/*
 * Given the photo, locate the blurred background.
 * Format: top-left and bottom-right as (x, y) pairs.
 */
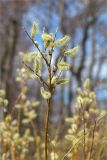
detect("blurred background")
(0, 0), (107, 122)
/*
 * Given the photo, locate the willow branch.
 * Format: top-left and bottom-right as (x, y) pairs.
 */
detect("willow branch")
(23, 61), (49, 88)
(23, 27), (49, 66)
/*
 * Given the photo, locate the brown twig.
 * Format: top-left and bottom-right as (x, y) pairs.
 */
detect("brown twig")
(44, 98), (52, 160)
(82, 105), (86, 160)
(30, 119), (40, 160)
(44, 43), (54, 160)
(23, 61), (49, 88)
(17, 80), (25, 133)
(83, 112), (86, 160)
(89, 119), (96, 160)
(10, 143), (15, 160)
(23, 27), (49, 66)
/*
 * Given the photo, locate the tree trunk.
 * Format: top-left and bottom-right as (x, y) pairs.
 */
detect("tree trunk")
(0, 17), (20, 113)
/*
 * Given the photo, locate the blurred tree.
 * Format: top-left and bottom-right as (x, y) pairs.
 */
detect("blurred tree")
(0, 0), (40, 111)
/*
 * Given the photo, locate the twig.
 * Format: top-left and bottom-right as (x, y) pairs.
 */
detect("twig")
(81, 105), (86, 160)
(61, 137), (83, 160)
(89, 119), (96, 160)
(23, 61), (49, 88)
(30, 119), (40, 160)
(10, 143), (15, 160)
(44, 42), (53, 160)
(23, 27), (49, 66)
(44, 98), (51, 160)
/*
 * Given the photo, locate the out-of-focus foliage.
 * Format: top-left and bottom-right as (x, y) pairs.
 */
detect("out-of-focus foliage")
(1, 78), (107, 160)
(0, 76), (40, 160)
(65, 79), (107, 160)
(0, 22), (107, 160)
